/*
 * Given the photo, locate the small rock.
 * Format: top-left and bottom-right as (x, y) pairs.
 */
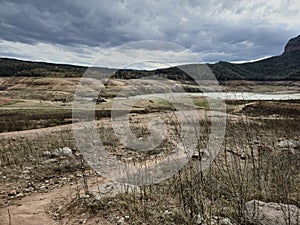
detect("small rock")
(220, 218), (233, 225)
(22, 169), (31, 174)
(92, 140), (99, 144)
(117, 217), (125, 224)
(42, 158), (58, 164)
(196, 214), (205, 224)
(53, 147), (72, 157)
(40, 185), (47, 190)
(81, 195), (90, 199)
(8, 190), (17, 196)
(42, 151), (51, 157)
(79, 218), (87, 224)
(24, 187), (35, 193)
(23, 167), (33, 170)
(61, 147), (72, 156)
(16, 192), (24, 198)
(75, 172), (82, 177)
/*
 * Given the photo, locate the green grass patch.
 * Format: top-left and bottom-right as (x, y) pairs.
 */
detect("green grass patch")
(0, 99), (24, 107)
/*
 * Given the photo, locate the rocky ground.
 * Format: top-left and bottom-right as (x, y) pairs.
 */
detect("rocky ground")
(0, 79), (299, 224)
(0, 109), (299, 224)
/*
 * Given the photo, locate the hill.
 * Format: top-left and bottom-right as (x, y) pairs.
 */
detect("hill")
(1, 35), (300, 81)
(0, 58), (86, 77)
(209, 35), (300, 80)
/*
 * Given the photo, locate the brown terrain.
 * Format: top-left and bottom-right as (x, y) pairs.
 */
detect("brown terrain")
(0, 70), (299, 224)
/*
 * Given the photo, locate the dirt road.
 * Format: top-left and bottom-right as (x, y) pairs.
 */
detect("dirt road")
(0, 188), (62, 225)
(0, 177), (113, 225)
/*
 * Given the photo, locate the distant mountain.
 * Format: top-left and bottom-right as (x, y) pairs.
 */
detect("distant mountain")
(0, 58), (117, 78)
(209, 35), (300, 81)
(0, 58), (86, 77)
(1, 35), (300, 80)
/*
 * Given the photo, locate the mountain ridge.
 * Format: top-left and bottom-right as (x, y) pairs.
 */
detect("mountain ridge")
(1, 35), (300, 81)
(284, 35), (300, 54)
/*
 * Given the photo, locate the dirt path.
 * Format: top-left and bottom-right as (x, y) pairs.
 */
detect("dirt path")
(0, 188), (62, 225)
(0, 177), (111, 225)
(0, 110), (235, 225)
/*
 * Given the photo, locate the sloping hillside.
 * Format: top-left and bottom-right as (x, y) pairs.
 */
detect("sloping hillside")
(1, 35), (300, 81)
(210, 49), (300, 80)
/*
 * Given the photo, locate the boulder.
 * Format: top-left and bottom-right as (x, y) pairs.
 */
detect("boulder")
(277, 139), (300, 148)
(53, 147), (73, 157)
(61, 147), (72, 156)
(245, 200), (300, 225)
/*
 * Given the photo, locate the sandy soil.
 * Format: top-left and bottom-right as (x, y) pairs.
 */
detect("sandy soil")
(0, 176), (113, 225)
(0, 187), (64, 225)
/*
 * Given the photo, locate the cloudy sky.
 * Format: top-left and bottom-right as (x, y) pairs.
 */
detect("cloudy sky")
(0, 0), (299, 68)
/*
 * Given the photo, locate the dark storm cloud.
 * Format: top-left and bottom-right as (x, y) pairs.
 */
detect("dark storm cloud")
(0, 0), (299, 64)
(0, 0), (126, 46)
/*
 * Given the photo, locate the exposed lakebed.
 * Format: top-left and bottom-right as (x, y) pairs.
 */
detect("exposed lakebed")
(116, 91), (300, 101)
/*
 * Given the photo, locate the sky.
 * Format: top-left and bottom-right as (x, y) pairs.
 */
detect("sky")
(0, 0), (299, 68)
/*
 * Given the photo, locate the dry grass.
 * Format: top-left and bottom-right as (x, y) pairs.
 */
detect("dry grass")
(53, 112), (299, 224)
(0, 101), (299, 224)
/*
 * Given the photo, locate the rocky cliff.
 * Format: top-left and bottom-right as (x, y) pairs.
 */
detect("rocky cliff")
(284, 35), (300, 54)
